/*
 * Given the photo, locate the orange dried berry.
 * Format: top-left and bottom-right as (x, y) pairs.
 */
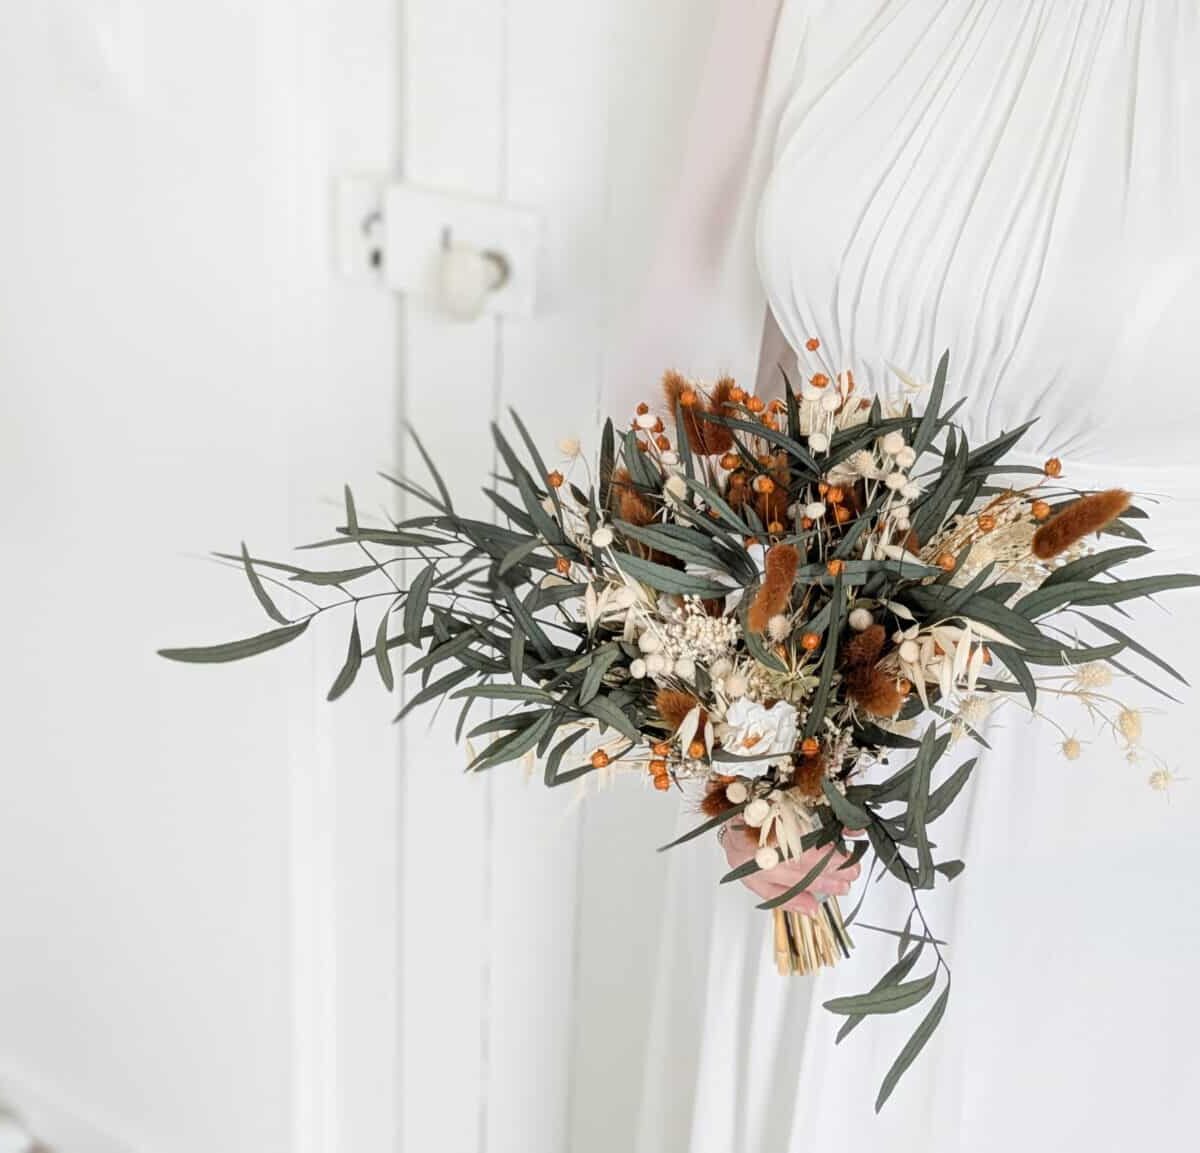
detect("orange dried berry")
(827, 486), (846, 504)
(555, 556), (571, 575)
(769, 398), (787, 414)
(801, 516), (814, 530)
(547, 470), (565, 489)
(1031, 499), (1051, 520)
(834, 505), (853, 524)
(977, 513), (997, 533)
(720, 452), (741, 470)
(761, 414), (779, 430)
(653, 774), (671, 791)
(648, 759), (668, 776)
(805, 337), (821, 351)
(636, 402), (649, 415)
(768, 520), (784, 534)
(826, 558), (845, 576)
(746, 395), (766, 413)
(800, 632), (822, 652)
(800, 736), (820, 756)
(591, 750), (610, 769)
(898, 678), (913, 695)
(753, 475), (776, 494)
(707, 509), (721, 520)
(729, 386), (747, 403)
(652, 417), (665, 433)
(651, 741), (671, 757)
(936, 552), (957, 572)
(1044, 457), (1063, 478)
(679, 388), (700, 408)
(636, 440), (649, 453)
(810, 373), (830, 389)
(687, 739), (707, 759)
(818, 482), (830, 496)
(655, 435), (671, 451)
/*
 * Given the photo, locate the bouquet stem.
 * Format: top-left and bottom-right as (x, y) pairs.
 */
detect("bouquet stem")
(773, 898), (854, 976)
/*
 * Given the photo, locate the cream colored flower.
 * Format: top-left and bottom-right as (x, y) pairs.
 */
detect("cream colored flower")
(720, 699), (800, 775)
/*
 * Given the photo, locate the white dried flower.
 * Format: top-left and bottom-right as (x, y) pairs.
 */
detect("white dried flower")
(805, 501), (827, 519)
(819, 391), (841, 413)
(744, 797), (771, 827)
(901, 480), (921, 500)
(673, 657), (696, 681)
(894, 517), (911, 532)
(661, 450), (679, 466)
(637, 631), (662, 654)
(629, 658), (647, 679)
(725, 780), (749, 804)
(899, 640), (920, 664)
(645, 652), (668, 675)
(1148, 768), (1179, 792)
(881, 430), (906, 455)
(1061, 737), (1082, 761)
(635, 412), (656, 430)
(558, 437), (581, 458)
(957, 695), (991, 729)
(710, 657), (733, 680)
(766, 614), (792, 643)
(612, 585), (637, 609)
(591, 526), (614, 548)
(725, 673), (748, 698)
(1073, 662), (1113, 690)
(895, 446), (916, 468)
(1118, 708), (1143, 744)
(885, 471), (908, 491)
(755, 845), (781, 870)
(848, 607), (874, 631)
(664, 474), (689, 501)
(808, 431), (830, 452)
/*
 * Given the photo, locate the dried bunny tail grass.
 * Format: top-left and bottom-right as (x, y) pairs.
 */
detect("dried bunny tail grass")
(1032, 488), (1132, 559)
(747, 544), (799, 633)
(700, 784), (737, 818)
(793, 754), (827, 800)
(662, 370), (706, 454)
(655, 688), (704, 732)
(701, 377), (737, 455)
(612, 468), (656, 526)
(841, 623), (886, 670)
(845, 667), (904, 718)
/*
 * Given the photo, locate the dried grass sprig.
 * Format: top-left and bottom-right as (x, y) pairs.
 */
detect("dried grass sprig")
(1032, 488), (1131, 559)
(748, 544), (798, 633)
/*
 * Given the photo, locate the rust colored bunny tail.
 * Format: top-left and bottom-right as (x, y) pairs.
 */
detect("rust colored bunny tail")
(662, 370), (707, 453)
(1032, 489), (1132, 559)
(700, 783), (737, 818)
(842, 624), (886, 671)
(611, 468), (656, 526)
(700, 377), (737, 455)
(747, 544), (799, 633)
(655, 689), (703, 732)
(845, 667), (904, 718)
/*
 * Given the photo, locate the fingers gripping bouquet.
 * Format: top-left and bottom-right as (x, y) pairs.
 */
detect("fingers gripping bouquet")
(162, 347), (1198, 1109)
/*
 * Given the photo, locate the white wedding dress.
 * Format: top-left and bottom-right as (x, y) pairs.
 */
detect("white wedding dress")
(625, 3), (1200, 1150)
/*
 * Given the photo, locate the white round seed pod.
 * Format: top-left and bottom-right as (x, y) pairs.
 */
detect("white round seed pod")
(637, 631), (662, 654)
(710, 657), (733, 680)
(894, 517), (911, 533)
(819, 390), (841, 413)
(808, 431), (830, 452)
(673, 657), (696, 681)
(805, 501), (827, 519)
(885, 470), (908, 491)
(660, 450), (679, 466)
(591, 526), (614, 548)
(645, 652), (668, 675)
(635, 412), (657, 430)
(744, 798), (771, 827)
(848, 607), (874, 631)
(558, 437), (581, 458)
(895, 446), (917, 468)
(612, 585), (637, 609)
(725, 673), (749, 698)
(755, 845), (781, 871)
(629, 658), (647, 679)
(899, 639), (921, 664)
(881, 430), (907, 455)
(664, 474), (688, 500)
(725, 780), (749, 804)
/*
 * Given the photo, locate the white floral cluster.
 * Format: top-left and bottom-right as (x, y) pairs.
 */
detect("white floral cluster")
(629, 596), (739, 682)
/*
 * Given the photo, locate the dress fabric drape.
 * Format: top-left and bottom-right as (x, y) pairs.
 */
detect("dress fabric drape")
(620, 3), (1200, 1150)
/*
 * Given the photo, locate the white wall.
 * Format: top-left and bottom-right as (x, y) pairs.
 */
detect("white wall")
(0, 2), (720, 1151)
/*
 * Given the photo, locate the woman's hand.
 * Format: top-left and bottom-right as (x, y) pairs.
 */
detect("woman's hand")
(721, 823), (862, 916)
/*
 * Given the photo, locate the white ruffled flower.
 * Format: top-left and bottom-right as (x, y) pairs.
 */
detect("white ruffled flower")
(720, 699), (800, 775)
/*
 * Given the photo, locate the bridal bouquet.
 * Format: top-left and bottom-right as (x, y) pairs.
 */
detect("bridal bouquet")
(162, 348), (1196, 1109)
